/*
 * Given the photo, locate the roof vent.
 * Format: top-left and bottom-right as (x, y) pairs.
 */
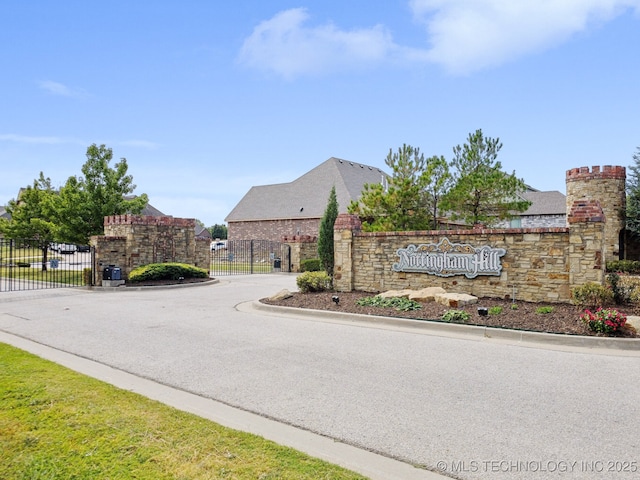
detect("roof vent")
(349, 162), (353, 166)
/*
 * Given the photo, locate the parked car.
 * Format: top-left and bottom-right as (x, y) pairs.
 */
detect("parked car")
(57, 243), (77, 254)
(76, 244), (91, 252)
(211, 241), (227, 251)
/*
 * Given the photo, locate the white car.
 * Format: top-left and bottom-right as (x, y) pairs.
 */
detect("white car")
(211, 241), (227, 251)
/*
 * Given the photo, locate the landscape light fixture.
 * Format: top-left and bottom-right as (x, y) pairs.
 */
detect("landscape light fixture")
(477, 307), (488, 316)
(332, 295), (340, 305)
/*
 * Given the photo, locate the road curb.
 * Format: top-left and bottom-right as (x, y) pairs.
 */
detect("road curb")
(249, 301), (640, 355)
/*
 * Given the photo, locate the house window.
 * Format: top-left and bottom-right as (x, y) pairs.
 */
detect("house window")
(510, 218), (522, 228)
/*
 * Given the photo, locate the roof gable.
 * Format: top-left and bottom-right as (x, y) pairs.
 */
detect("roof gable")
(226, 158), (387, 222)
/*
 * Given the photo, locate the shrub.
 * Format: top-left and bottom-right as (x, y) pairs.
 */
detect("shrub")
(296, 271), (332, 293)
(356, 296), (422, 312)
(631, 285), (640, 305)
(128, 263), (208, 283)
(605, 260), (640, 274)
(510, 303), (519, 310)
(535, 306), (554, 314)
(83, 268), (92, 286)
(571, 282), (614, 309)
(580, 308), (627, 334)
(442, 310), (471, 323)
(300, 258), (323, 272)
(488, 306), (503, 315)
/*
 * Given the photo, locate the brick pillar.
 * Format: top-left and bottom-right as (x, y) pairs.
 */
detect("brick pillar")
(333, 214), (361, 292)
(568, 200), (606, 289)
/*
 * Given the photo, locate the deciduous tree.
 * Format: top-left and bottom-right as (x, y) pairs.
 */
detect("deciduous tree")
(0, 173), (57, 270)
(54, 144), (148, 243)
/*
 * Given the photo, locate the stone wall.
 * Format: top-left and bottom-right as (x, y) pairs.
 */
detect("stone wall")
(282, 235), (318, 272)
(331, 164), (621, 303)
(92, 215), (210, 281)
(229, 218), (320, 242)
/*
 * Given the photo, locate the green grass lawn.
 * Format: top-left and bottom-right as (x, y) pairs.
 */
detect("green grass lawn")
(0, 267), (84, 285)
(0, 343), (367, 479)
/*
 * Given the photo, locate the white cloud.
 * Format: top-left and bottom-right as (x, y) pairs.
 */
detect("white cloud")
(238, 8), (400, 79)
(38, 80), (87, 97)
(0, 133), (68, 144)
(409, 0), (640, 74)
(239, 2), (640, 77)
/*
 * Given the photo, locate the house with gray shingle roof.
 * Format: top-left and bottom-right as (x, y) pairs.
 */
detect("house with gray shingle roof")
(495, 188), (567, 228)
(226, 157), (569, 241)
(225, 157), (388, 241)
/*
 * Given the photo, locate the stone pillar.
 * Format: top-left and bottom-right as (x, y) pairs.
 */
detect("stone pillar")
(333, 214), (361, 292)
(282, 235), (317, 272)
(567, 200), (606, 289)
(566, 165), (626, 263)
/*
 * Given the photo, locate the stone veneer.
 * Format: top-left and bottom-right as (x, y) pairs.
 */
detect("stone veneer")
(333, 165), (617, 303)
(91, 215), (210, 282)
(282, 235), (318, 272)
(566, 165), (626, 262)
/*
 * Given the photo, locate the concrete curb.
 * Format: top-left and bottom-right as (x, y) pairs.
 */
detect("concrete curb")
(248, 301), (640, 355)
(90, 278), (220, 292)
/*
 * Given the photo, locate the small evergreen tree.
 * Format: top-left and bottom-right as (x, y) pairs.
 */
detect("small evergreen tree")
(626, 146), (640, 235)
(442, 129), (531, 226)
(348, 144), (436, 231)
(318, 186), (338, 276)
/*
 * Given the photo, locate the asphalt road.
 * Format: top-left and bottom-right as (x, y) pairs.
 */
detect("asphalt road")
(1, 274), (639, 480)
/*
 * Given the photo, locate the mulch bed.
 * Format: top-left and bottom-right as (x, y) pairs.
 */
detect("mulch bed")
(261, 291), (640, 338)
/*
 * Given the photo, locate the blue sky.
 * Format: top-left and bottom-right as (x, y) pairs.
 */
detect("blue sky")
(2, 1), (639, 227)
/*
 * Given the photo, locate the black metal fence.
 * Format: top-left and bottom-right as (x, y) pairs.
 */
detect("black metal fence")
(0, 238), (94, 292)
(210, 240), (291, 275)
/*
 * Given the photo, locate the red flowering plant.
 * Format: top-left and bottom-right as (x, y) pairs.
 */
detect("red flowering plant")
(580, 308), (627, 334)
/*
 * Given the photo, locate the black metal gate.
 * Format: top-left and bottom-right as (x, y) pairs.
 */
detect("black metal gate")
(0, 238), (94, 292)
(210, 240), (291, 275)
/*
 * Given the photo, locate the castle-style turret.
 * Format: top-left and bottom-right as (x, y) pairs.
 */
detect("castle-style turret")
(566, 165), (626, 262)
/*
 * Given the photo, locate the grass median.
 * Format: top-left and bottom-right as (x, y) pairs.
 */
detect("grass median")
(0, 343), (367, 479)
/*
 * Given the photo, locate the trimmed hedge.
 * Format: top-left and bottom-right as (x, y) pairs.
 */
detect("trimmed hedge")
(300, 258), (323, 272)
(128, 263), (208, 283)
(606, 260), (640, 274)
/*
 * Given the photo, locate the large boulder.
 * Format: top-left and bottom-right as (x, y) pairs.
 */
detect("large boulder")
(378, 289), (415, 299)
(268, 289), (293, 301)
(408, 287), (447, 302)
(434, 292), (478, 308)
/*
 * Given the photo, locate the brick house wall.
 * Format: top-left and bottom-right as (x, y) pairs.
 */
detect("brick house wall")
(229, 218), (321, 242)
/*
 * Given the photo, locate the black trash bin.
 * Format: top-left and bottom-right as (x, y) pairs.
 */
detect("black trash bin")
(273, 258), (282, 271)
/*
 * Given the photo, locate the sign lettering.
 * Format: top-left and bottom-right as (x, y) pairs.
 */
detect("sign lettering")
(392, 238), (506, 278)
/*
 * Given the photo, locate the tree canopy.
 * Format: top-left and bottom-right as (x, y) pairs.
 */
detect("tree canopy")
(441, 129), (531, 227)
(349, 130), (531, 231)
(1, 144), (148, 245)
(626, 146), (640, 235)
(0, 173), (57, 242)
(348, 144), (440, 231)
